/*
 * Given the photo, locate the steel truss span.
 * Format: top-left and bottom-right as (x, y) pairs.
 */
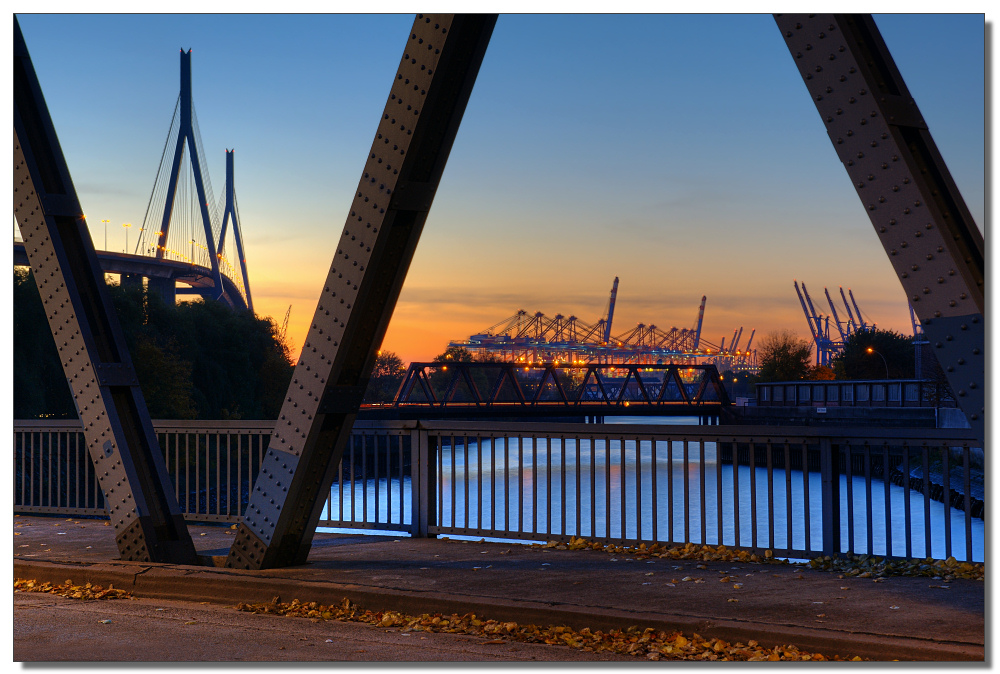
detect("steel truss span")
(378, 362), (731, 418)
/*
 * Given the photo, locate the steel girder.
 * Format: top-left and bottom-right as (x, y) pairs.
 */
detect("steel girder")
(390, 362), (731, 409)
(13, 18), (199, 564)
(775, 14), (985, 445)
(225, 14), (497, 570)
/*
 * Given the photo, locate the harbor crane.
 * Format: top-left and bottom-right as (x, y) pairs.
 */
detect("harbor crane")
(450, 278), (755, 371)
(794, 281), (877, 366)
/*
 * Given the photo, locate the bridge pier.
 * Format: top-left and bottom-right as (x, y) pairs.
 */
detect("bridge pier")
(148, 277), (175, 305)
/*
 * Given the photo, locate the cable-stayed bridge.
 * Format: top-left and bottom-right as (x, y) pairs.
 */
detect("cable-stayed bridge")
(14, 48), (253, 312)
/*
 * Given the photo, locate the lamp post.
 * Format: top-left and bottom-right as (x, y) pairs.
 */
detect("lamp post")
(866, 347), (889, 379)
(122, 222), (132, 253)
(101, 219), (109, 250)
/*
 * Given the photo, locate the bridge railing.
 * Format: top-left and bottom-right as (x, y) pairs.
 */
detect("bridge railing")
(13, 419), (982, 562)
(754, 379), (954, 408)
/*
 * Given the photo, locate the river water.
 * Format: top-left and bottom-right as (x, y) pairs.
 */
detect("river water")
(319, 416), (983, 562)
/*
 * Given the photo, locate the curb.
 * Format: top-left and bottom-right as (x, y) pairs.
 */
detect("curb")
(15, 559), (983, 662)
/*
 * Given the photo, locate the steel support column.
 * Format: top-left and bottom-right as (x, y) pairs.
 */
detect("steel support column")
(226, 14), (497, 569)
(13, 18), (198, 564)
(775, 14), (985, 445)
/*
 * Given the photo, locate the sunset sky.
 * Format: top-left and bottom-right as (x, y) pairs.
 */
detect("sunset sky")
(15, 13), (986, 365)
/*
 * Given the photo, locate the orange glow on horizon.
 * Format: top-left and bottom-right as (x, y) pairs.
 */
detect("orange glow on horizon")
(254, 288), (914, 368)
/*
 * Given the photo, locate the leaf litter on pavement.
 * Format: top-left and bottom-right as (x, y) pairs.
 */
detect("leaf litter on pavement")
(14, 578), (131, 600)
(526, 537), (984, 581)
(233, 596), (863, 661)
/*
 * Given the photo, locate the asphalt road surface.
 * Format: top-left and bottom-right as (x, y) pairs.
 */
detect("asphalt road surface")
(14, 592), (633, 662)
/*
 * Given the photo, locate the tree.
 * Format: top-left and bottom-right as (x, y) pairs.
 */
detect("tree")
(755, 330), (813, 382)
(364, 351), (407, 403)
(433, 346), (476, 363)
(721, 369), (756, 399)
(13, 269), (76, 418)
(809, 365), (836, 381)
(427, 346), (523, 401)
(14, 270), (294, 420)
(830, 328), (914, 380)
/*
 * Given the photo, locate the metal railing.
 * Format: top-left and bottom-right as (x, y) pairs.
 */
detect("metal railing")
(14, 419), (982, 562)
(755, 379), (950, 408)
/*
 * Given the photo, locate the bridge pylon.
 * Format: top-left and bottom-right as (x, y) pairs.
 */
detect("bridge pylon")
(154, 49), (224, 302)
(218, 149), (253, 312)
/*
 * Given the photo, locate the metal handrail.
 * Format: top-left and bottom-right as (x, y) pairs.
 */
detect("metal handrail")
(14, 419), (983, 562)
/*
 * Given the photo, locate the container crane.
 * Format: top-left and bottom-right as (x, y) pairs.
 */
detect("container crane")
(693, 295), (706, 350)
(603, 276), (619, 345)
(279, 305), (291, 342)
(824, 287), (850, 342)
(729, 325), (743, 353)
(794, 280), (838, 365)
(909, 304), (923, 337)
(848, 289), (869, 330)
(839, 287), (860, 332)
(449, 278), (748, 369)
(794, 280), (824, 341)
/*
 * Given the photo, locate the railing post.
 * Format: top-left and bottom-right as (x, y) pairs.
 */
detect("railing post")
(820, 437), (841, 557)
(411, 426), (437, 538)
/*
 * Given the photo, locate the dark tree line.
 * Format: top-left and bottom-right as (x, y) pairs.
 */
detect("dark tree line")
(752, 327), (919, 384)
(363, 351), (407, 403)
(14, 269), (294, 420)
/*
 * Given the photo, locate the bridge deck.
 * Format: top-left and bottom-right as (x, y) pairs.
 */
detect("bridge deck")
(12, 515), (984, 661)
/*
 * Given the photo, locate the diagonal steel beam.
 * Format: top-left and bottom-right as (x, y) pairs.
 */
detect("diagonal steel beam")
(775, 14), (984, 445)
(226, 14), (497, 570)
(13, 17), (198, 565)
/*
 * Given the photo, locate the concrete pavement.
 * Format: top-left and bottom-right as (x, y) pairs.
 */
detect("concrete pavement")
(15, 592), (632, 662)
(13, 515), (985, 661)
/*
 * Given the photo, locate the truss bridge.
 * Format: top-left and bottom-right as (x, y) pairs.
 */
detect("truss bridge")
(361, 362), (732, 419)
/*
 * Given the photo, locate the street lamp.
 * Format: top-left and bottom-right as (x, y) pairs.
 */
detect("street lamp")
(866, 347), (889, 379)
(122, 222), (132, 253)
(101, 219), (110, 250)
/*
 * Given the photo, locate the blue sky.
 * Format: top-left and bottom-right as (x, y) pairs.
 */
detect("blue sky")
(14, 13), (986, 363)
